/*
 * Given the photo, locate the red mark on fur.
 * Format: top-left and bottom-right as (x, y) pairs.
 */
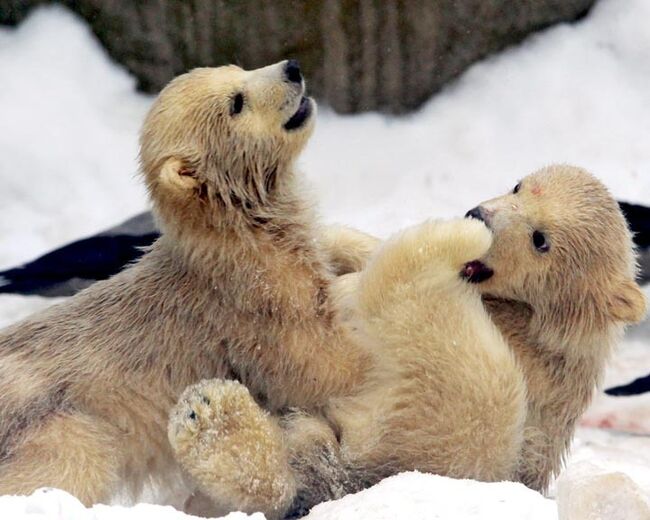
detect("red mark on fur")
(531, 186), (542, 196)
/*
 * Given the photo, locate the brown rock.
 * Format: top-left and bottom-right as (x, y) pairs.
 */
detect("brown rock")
(0, 0), (596, 113)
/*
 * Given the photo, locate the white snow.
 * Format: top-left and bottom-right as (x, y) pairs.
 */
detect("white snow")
(303, 0), (650, 237)
(0, 487), (261, 520)
(304, 472), (557, 520)
(0, 6), (150, 271)
(0, 474), (557, 520)
(0, 0), (649, 518)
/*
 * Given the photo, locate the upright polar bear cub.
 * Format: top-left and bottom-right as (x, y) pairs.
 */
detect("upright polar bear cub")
(170, 166), (646, 518)
(0, 61), (376, 503)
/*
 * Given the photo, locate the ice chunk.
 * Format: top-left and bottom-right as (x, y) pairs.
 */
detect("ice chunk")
(556, 461), (650, 520)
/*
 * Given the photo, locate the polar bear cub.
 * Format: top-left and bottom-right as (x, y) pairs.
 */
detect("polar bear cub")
(0, 61), (375, 505)
(169, 218), (526, 518)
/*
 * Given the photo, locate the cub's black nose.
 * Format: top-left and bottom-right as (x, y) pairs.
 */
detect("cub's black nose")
(285, 59), (302, 84)
(465, 206), (485, 222)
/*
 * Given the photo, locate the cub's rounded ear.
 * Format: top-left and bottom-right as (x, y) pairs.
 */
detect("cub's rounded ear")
(607, 278), (647, 324)
(159, 157), (199, 191)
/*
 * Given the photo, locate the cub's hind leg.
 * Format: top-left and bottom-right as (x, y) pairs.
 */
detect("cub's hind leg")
(0, 411), (123, 505)
(169, 379), (296, 519)
(352, 218), (526, 482)
(169, 379), (356, 519)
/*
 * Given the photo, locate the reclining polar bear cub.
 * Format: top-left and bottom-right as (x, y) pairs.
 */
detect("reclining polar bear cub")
(466, 166), (646, 491)
(169, 217), (527, 517)
(168, 165), (646, 518)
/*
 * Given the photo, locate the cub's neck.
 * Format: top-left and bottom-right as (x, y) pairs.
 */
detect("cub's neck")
(482, 295), (616, 491)
(483, 295), (612, 413)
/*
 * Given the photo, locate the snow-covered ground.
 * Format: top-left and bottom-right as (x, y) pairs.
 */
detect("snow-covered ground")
(0, 474), (556, 520)
(0, 0), (649, 518)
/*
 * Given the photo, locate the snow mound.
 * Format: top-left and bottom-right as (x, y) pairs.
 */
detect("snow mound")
(564, 427), (650, 491)
(305, 472), (556, 520)
(0, 5), (150, 272)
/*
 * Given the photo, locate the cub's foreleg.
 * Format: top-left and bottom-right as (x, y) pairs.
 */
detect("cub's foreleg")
(320, 225), (380, 275)
(281, 412), (362, 516)
(357, 218), (494, 318)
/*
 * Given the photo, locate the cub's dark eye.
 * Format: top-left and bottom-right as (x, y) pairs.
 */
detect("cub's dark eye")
(532, 230), (549, 253)
(513, 182), (521, 194)
(230, 93), (244, 115)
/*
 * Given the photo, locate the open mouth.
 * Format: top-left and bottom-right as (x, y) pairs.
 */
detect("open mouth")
(284, 97), (312, 131)
(461, 260), (494, 284)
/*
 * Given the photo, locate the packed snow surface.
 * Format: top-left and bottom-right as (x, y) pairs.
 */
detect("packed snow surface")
(0, 474), (557, 520)
(0, 0), (649, 518)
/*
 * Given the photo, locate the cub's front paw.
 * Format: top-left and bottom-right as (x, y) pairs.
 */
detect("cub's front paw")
(418, 218), (493, 269)
(168, 379), (295, 518)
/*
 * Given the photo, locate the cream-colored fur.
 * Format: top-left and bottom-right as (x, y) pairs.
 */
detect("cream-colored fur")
(0, 62), (374, 503)
(169, 165), (646, 518)
(169, 218), (527, 517)
(473, 165), (646, 491)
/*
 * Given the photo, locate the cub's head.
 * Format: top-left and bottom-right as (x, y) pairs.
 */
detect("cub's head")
(139, 60), (316, 232)
(465, 165), (646, 339)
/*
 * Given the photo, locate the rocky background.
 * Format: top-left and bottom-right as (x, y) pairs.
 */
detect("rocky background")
(0, 0), (596, 113)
